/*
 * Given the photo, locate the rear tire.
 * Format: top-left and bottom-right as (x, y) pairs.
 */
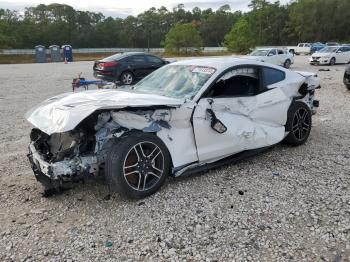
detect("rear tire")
(120, 71), (134, 85)
(329, 57), (336, 66)
(283, 102), (312, 146)
(105, 132), (171, 198)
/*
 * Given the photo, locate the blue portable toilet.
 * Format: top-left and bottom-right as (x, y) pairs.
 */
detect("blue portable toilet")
(62, 45), (73, 62)
(49, 45), (61, 62)
(35, 45), (47, 63)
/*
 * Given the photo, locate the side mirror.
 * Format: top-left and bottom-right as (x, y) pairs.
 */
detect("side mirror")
(337, 50), (342, 53)
(206, 109), (227, 134)
(268, 53), (274, 56)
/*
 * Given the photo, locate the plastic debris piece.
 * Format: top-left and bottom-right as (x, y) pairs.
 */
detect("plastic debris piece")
(272, 171), (280, 177)
(105, 241), (113, 248)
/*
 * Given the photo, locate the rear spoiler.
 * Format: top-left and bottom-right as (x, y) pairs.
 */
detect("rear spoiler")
(295, 71), (320, 90)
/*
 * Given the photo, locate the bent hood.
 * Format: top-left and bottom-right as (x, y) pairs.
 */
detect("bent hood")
(26, 89), (183, 135)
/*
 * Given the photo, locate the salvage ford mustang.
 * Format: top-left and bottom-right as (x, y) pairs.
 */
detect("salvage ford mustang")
(26, 58), (320, 198)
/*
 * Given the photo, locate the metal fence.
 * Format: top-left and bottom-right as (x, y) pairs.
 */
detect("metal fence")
(0, 47), (227, 55)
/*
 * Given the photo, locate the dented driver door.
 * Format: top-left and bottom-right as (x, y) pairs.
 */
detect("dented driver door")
(192, 66), (291, 163)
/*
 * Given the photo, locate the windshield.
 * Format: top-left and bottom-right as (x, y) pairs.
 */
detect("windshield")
(132, 65), (215, 99)
(250, 49), (269, 56)
(318, 47), (338, 53)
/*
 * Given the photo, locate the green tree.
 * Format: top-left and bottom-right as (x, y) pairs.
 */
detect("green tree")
(200, 6), (241, 47)
(224, 17), (255, 53)
(164, 23), (203, 54)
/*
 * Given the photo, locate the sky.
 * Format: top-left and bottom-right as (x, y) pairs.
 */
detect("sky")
(0, 0), (291, 18)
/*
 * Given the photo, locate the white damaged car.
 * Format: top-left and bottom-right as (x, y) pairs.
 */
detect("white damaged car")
(26, 58), (320, 198)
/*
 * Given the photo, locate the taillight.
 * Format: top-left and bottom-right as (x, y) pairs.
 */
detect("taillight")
(101, 61), (118, 68)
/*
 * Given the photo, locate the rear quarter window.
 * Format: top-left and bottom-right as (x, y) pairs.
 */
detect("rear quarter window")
(147, 55), (163, 64)
(262, 67), (285, 86)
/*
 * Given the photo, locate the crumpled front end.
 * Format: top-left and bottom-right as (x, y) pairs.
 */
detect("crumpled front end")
(27, 127), (100, 189)
(27, 108), (177, 191)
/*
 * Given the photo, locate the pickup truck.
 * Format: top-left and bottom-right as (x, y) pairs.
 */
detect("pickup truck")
(287, 43), (311, 55)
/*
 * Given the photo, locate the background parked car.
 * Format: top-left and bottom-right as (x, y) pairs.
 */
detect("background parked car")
(245, 48), (294, 68)
(344, 65), (350, 90)
(326, 42), (340, 46)
(93, 52), (169, 84)
(309, 46), (350, 65)
(287, 43), (311, 55)
(310, 42), (326, 54)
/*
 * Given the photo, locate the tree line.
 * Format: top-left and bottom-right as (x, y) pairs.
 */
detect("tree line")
(0, 0), (349, 52)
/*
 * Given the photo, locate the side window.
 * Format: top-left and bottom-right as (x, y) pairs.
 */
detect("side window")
(277, 49), (284, 55)
(130, 55), (147, 63)
(339, 47), (350, 52)
(147, 55), (163, 64)
(262, 67), (285, 86)
(268, 49), (277, 55)
(305, 44), (311, 47)
(298, 44), (303, 47)
(206, 67), (260, 97)
(121, 57), (130, 63)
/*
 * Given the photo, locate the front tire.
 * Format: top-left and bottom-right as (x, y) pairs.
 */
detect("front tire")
(329, 57), (336, 66)
(106, 132), (171, 198)
(283, 102), (312, 146)
(283, 59), (291, 69)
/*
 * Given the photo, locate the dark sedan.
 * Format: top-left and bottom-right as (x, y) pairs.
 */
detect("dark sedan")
(93, 52), (169, 84)
(344, 64), (350, 90)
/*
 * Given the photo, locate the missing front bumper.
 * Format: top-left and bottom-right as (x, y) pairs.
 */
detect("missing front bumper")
(27, 143), (100, 184)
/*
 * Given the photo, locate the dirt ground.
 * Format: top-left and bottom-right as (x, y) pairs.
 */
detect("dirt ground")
(0, 56), (349, 261)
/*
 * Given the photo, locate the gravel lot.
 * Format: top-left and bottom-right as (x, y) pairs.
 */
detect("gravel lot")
(0, 56), (349, 261)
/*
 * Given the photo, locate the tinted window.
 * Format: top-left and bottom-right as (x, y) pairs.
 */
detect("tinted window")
(269, 49), (277, 55)
(130, 55), (147, 63)
(340, 47), (350, 52)
(262, 67), (285, 86)
(147, 55), (163, 64)
(277, 49), (284, 54)
(207, 67), (260, 97)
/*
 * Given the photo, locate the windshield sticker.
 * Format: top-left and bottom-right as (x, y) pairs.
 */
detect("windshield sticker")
(192, 67), (216, 75)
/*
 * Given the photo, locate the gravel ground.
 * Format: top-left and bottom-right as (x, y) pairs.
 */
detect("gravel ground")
(0, 56), (349, 261)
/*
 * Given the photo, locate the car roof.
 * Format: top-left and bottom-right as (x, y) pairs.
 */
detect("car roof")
(171, 57), (273, 71)
(119, 52), (158, 58)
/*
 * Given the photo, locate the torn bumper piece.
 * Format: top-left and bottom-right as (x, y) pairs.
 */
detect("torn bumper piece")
(27, 143), (99, 184)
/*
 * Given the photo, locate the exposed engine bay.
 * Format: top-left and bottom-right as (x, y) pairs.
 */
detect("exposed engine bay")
(28, 108), (173, 189)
